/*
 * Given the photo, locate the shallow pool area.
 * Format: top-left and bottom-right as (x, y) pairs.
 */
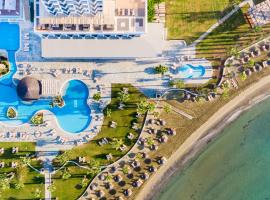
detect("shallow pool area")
(176, 64), (206, 79)
(0, 22), (92, 133)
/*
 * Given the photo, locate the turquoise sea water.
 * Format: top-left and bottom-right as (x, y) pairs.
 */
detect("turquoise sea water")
(157, 97), (270, 200)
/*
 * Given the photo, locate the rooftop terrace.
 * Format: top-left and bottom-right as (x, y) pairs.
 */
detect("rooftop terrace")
(34, 0), (146, 34)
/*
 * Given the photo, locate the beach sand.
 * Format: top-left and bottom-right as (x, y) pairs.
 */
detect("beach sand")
(136, 74), (270, 200)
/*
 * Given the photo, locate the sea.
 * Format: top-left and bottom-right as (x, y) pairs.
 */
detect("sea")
(156, 97), (270, 200)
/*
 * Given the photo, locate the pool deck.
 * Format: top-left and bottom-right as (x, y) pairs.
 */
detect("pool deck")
(0, 19), (214, 174)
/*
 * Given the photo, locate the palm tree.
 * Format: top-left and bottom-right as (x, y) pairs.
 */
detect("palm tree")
(163, 105), (172, 113)
(154, 65), (169, 76)
(62, 168), (71, 180)
(117, 90), (130, 103)
(228, 47), (240, 58)
(122, 166), (130, 175)
(34, 188), (41, 198)
(240, 71), (247, 81)
(111, 138), (124, 151)
(146, 137), (154, 146)
(104, 174), (113, 182)
(93, 92), (101, 101)
(104, 108), (112, 118)
(80, 176), (88, 188)
(48, 183), (56, 193)
(87, 159), (101, 176)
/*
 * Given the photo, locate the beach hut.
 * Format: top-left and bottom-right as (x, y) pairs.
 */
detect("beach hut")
(12, 147), (18, 154)
(0, 162), (5, 168)
(0, 148), (4, 154)
(17, 77), (42, 101)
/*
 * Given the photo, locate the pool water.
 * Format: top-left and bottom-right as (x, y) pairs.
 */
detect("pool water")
(0, 22), (92, 133)
(177, 64), (206, 79)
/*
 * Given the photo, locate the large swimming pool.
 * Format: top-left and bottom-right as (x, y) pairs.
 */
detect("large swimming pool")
(0, 22), (92, 133)
(177, 64), (206, 79)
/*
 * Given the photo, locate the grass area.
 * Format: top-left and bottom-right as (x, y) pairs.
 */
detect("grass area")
(52, 164), (90, 200)
(196, 9), (270, 67)
(165, 0), (234, 43)
(0, 142), (44, 199)
(52, 84), (146, 200)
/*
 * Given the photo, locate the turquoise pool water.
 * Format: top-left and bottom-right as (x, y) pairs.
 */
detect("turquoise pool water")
(0, 22), (91, 133)
(177, 64), (206, 79)
(157, 98), (270, 200)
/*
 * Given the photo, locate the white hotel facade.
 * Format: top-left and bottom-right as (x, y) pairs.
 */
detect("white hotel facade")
(33, 0), (165, 59)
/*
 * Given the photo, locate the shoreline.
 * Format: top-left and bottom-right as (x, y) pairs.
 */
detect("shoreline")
(136, 74), (270, 200)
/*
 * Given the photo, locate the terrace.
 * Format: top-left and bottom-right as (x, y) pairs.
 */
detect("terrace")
(35, 0), (146, 34)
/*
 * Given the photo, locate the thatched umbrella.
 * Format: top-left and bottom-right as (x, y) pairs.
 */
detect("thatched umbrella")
(124, 188), (132, 196)
(17, 77), (41, 101)
(96, 190), (105, 198)
(140, 172), (149, 180)
(148, 166), (157, 173)
(114, 174), (122, 182)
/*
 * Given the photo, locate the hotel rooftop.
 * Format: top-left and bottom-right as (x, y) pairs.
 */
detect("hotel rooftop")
(34, 0), (147, 36)
(0, 0), (23, 20)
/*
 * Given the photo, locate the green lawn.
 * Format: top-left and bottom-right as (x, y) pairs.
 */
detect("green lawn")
(196, 9), (270, 67)
(0, 142), (45, 199)
(165, 0), (234, 43)
(52, 84), (147, 200)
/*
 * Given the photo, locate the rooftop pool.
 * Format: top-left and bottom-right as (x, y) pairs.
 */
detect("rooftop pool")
(176, 64), (206, 79)
(0, 22), (92, 134)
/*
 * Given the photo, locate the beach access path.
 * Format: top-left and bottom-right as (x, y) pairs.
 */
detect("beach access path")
(136, 74), (270, 200)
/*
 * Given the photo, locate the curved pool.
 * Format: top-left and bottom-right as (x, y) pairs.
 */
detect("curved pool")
(177, 64), (206, 79)
(0, 22), (92, 133)
(0, 80), (91, 133)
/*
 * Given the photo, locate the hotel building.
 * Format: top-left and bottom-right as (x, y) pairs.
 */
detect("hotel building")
(34, 0), (147, 39)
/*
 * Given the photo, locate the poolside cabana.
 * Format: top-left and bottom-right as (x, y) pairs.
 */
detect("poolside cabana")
(17, 77), (42, 101)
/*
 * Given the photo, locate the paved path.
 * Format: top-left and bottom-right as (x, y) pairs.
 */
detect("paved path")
(44, 170), (52, 200)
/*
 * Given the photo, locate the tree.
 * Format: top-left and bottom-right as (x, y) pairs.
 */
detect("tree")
(48, 183), (56, 193)
(117, 90), (130, 103)
(155, 65), (169, 76)
(56, 151), (70, 165)
(228, 47), (240, 58)
(122, 166), (130, 175)
(15, 182), (24, 190)
(87, 159), (101, 176)
(104, 174), (113, 182)
(146, 137), (154, 146)
(244, 59), (255, 69)
(104, 108), (112, 118)
(111, 138), (124, 151)
(163, 105), (172, 113)
(221, 88), (229, 100)
(93, 92), (101, 101)
(80, 176), (88, 188)
(34, 188), (41, 198)
(253, 26), (262, 33)
(169, 79), (185, 88)
(62, 168), (71, 180)
(240, 71), (247, 81)
(137, 99), (156, 115)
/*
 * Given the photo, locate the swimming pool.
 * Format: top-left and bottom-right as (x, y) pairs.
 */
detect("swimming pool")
(177, 64), (206, 79)
(0, 22), (92, 133)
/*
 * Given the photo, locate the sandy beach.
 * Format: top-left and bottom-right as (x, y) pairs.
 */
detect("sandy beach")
(136, 74), (270, 200)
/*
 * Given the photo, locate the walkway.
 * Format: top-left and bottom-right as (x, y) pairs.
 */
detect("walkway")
(44, 170), (52, 200)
